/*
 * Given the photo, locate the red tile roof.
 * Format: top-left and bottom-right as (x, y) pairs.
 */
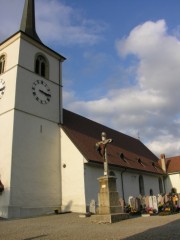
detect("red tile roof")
(62, 109), (164, 175)
(165, 156), (180, 173)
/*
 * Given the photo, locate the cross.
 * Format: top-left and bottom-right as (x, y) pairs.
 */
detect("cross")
(96, 132), (113, 176)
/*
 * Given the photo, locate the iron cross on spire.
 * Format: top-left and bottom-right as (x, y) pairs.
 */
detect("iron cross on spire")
(96, 132), (113, 176)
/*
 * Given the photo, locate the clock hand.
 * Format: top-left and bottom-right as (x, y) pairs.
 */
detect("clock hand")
(0, 86), (5, 91)
(39, 89), (51, 97)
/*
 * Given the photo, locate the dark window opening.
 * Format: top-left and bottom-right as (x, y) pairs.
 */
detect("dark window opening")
(158, 178), (163, 194)
(35, 59), (40, 73)
(109, 171), (115, 176)
(150, 189), (153, 196)
(0, 55), (6, 74)
(139, 175), (145, 196)
(152, 162), (157, 170)
(41, 62), (45, 77)
(120, 152), (128, 163)
(120, 152), (124, 160)
(35, 55), (48, 78)
(138, 158), (144, 166)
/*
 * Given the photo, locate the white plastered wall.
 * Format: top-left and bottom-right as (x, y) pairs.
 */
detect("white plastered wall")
(0, 36), (20, 71)
(122, 172), (161, 202)
(0, 38), (20, 115)
(19, 38), (60, 84)
(143, 174), (161, 196)
(165, 174), (180, 193)
(15, 67), (60, 123)
(0, 111), (14, 218)
(84, 166), (124, 208)
(15, 38), (61, 123)
(0, 34), (63, 218)
(60, 129), (86, 213)
(84, 165), (163, 207)
(9, 110), (61, 218)
(84, 164), (103, 207)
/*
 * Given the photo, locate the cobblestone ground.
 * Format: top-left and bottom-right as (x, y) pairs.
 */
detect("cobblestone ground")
(0, 213), (180, 240)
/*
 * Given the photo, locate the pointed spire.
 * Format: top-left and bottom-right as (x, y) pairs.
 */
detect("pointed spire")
(20, 0), (42, 42)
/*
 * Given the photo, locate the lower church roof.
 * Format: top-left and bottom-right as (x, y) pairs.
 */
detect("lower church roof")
(62, 109), (164, 175)
(165, 156), (180, 173)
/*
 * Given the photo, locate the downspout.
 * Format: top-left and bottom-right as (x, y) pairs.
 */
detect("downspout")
(120, 168), (126, 202)
(59, 60), (63, 124)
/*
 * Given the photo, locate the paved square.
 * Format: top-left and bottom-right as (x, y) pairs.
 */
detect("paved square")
(0, 213), (180, 240)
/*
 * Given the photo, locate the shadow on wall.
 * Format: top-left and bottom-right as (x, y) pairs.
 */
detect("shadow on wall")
(122, 217), (180, 240)
(62, 200), (73, 213)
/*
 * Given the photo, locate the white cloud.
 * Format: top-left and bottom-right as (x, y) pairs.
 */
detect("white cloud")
(65, 20), (180, 157)
(117, 20), (180, 94)
(0, 0), (106, 45)
(36, 0), (107, 46)
(148, 135), (180, 157)
(63, 89), (77, 107)
(117, 20), (167, 57)
(172, 25), (180, 40)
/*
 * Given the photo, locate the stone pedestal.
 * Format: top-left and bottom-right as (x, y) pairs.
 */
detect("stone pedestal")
(93, 176), (129, 223)
(98, 176), (122, 214)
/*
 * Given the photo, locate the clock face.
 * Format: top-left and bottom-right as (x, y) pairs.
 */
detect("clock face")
(32, 80), (51, 104)
(0, 79), (5, 99)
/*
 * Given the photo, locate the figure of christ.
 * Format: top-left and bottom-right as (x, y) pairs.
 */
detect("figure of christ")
(96, 132), (113, 176)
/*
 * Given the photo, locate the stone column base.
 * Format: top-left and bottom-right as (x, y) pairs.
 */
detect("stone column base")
(91, 213), (129, 223)
(98, 176), (123, 215)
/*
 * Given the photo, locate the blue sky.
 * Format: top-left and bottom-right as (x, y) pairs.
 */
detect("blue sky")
(1, 0), (180, 157)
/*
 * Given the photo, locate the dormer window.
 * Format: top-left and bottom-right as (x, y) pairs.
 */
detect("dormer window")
(35, 54), (49, 78)
(138, 158), (144, 166)
(119, 152), (128, 163)
(152, 162), (157, 170)
(120, 152), (124, 160)
(0, 54), (6, 75)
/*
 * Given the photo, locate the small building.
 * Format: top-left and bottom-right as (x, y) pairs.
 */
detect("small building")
(159, 155), (180, 194)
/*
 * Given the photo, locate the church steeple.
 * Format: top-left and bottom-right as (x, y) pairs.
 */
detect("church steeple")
(20, 0), (42, 43)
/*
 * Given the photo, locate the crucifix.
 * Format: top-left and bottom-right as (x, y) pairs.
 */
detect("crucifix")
(96, 132), (113, 176)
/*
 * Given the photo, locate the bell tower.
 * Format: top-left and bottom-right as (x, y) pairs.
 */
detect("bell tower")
(0, 0), (65, 218)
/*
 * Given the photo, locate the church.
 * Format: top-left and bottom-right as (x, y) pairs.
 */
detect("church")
(0, 0), (179, 219)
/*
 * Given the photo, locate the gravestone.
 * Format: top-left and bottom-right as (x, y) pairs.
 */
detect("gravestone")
(89, 199), (96, 214)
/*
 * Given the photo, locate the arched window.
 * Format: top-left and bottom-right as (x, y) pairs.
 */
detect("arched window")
(0, 54), (6, 74)
(158, 177), (163, 194)
(139, 175), (145, 196)
(35, 54), (49, 78)
(150, 189), (153, 196)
